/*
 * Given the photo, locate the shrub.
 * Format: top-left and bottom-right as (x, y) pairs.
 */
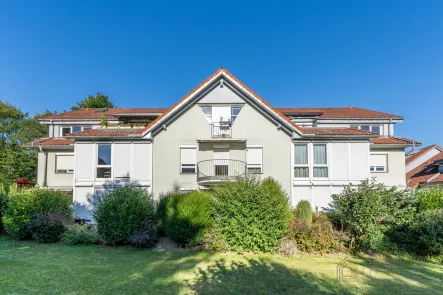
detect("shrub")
(128, 220), (159, 249)
(156, 192), (176, 236)
(293, 200), (313, 225)
(211, 176), (291, 253)
(416, 187), (443, 211)
(287, 212), (346, 253)
(2, 188), (72, 239)
(93, 185), (156, 245)
(0, 185), (10, 233)
(61, 224), (102, 245)
(25, 213), (67, 243)
(329, 179), (417, 251)
(401, 209), (443, 257)
(165, 190), (212, 245)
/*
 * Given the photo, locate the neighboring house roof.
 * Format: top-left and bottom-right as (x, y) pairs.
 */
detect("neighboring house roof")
(407, 152), (443, 188)
(371, 137), (421, 146)
(42, 108), (168, 120)
(66, 129), (142, 137)
(139, 68), (305, 135)
(301, 128), (377, 136)
(24, 137), (74, 147)
(405, 144), (443, 165)
(278, 107), (403, 119)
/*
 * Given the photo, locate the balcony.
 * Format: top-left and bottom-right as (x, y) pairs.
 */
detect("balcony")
(211, 121), (232, 138)
(197, 159), (247, 185)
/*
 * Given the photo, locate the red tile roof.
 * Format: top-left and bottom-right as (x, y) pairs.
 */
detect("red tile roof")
(67, 129), (141, 137)
(139, 68), (305, 134)
(406, 145), (443, 165)
(43, 108), (167, 120)
(301, 128), (377, 136)
(24, 137), (74, 147)
(371, 137), (421, 145)
(407, 152), (443, 188)
(278, 107), (403, 119)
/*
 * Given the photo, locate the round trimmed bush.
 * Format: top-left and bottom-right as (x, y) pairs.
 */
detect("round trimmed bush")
(93, 185), (156, 245)
(294, 200), (313, 225)
(211, 176), (291, 253)
(165, 190), (212, 245)
(2, 188), (72, 239)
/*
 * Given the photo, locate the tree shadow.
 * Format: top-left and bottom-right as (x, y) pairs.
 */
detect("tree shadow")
(187, 258), (356, 295)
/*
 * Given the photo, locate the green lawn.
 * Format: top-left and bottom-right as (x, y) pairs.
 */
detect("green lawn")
(0, 236), (442, 295)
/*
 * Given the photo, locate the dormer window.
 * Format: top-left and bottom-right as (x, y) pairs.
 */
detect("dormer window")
(61, 126), (93, 136)
(352, 125), (381, 135)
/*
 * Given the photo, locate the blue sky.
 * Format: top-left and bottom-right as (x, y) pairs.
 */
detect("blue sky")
(0, 1), (442, 147)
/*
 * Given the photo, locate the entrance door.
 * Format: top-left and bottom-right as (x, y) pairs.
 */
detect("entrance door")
(214, 149), (229, 176)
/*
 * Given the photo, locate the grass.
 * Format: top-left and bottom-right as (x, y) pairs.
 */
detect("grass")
(0, 236), (442, 295)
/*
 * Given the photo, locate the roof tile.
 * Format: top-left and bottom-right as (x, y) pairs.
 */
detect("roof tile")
(67, 129), (141, 137)
(371, 137), (421, 145)
(302, 128), (377, 136)
(24, 138), (74, 147)
(407, 152), (443, 188)
(278, 107), (403, 119)
(43, 108), (168, 120)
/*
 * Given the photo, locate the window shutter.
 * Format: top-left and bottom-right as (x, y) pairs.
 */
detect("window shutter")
(181, 148), (196, 165)
(56, 155), (74, 170)
(247, 147), (262, 165)
(370, 154), (387, 167)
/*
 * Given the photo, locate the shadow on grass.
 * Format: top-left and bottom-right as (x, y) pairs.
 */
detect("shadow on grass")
(187, 258), (356, 295)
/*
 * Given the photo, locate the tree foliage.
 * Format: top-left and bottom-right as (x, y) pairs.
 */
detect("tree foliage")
(0, 101), (54, 184)
(71, 92), (115, 110)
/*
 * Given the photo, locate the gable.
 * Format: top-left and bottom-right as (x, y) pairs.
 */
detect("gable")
(140, 69), (303, 137)
(197, 81), (245, 104)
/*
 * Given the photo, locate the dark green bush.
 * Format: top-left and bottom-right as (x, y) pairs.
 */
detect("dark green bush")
(165, 190), (212, 245)
(287, 212), (346, 253)
(2, 188), (72, 239)
(0, 185), (10, 233)
(93, 185), (156, 245)
(400, 209), (443, 257)
(329, 180), (417, 251)
(25, 213), (67, 243)
(416, 187), (443, 211)
(156, 192), (176, 236)
(61, 224), (102, 245)
(128, 220), (159, 249)
(293, 200), (313, 225)
(211, 176), (291, 253)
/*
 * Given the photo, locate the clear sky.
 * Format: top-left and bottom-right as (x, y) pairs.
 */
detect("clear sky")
(0, 0), (442, 147)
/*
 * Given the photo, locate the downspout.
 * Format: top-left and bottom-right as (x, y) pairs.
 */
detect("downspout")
(39, 146), (48, 187)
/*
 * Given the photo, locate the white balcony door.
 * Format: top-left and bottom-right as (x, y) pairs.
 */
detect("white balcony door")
(214, 149), (229, 176)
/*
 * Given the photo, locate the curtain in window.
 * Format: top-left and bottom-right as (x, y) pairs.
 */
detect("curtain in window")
(294, 167), (309, 178)
(294, 144), (308, 164)
(313, 167), (328, 177)
(313, 144), (327, 164)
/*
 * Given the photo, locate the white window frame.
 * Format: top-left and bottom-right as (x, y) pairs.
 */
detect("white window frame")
(246, 146), (263, 174)
(96, 144), (112, 179)
(352, 125), (382, 135)
(370, 153), (388, 173)
(180, 146), (197, 174)
(55, 153), (74, 174)
(61, 126), (93, 136)
(313, 143), (329, 179)
(294, 143), (309, 179)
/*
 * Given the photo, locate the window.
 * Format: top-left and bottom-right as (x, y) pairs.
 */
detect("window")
(201, 107), (212, 123)
(180, 147), (196, 173)
(61, 126), (92, 136)
(294, 144), (309, 178)
(55, 154), (74, 173)
(247, 147), (262, 174)
(231, 107), (242, 123)
(97, 144), (112, 178)
(370, 153), (387, 173)
(352, 125), (381, 134)
(313, 144), (328, 178)
(62, 127), (71, 136)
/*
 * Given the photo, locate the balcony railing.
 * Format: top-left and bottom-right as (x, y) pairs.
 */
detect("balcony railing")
(197, 159), (247, 184)
(211, 121), (232, 138)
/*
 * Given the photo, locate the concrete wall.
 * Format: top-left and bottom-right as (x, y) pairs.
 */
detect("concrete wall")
(37, 149), (74, 191)
(151, 83), (292, 198)
(371, 147), (406, 187)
